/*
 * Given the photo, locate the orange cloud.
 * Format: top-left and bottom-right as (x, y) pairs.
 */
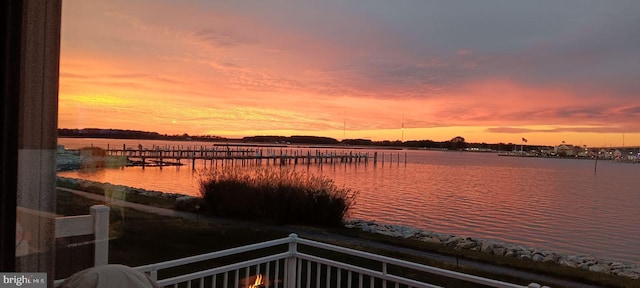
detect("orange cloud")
(58, 1), (640, 146)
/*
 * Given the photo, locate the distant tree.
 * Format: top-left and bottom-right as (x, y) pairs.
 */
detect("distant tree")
(341, 139), (373, 146)
(241, 135), (339, 145)
(243, 136), (287, 143)
(404, 140), (437, 148)
(289, 136), (339, 145)
(450, 136), (465, 143)
(447, 136), (467, 150)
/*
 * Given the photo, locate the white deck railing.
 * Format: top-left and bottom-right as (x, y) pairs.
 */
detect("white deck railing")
(136, 233), (533, 288)
(55, 205), (111, 267)
(54, 205), (110, 287)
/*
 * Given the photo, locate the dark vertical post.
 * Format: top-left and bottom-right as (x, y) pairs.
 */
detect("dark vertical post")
(0, 0), (23, 271)
(14, 1), (62, 283)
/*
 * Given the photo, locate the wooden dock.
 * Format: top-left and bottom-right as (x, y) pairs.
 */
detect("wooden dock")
(104, 144), (383, 169)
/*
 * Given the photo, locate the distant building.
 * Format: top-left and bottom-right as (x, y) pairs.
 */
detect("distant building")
(613, 149), (622, 159)
(554, 143), (574, 156)
(598, 149), (608, 158)
(573, 145), (588, 157)
(539, 148), (554, 156)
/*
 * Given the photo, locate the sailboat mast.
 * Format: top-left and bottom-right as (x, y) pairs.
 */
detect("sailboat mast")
(401, 115), (404, 142)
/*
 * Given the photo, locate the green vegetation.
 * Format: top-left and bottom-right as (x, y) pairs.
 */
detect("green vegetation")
(56, 189), (640, 288)
(199, 167), (357, 226)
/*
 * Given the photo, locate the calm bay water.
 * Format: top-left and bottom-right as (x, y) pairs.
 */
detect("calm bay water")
(58, 138), (640, 264)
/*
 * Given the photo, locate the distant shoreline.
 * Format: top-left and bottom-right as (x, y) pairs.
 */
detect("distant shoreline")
(56, 128), (561, 152)
(497, 152), (640, 164)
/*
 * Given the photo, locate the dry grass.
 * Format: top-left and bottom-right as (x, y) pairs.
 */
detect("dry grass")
(199, 167), (358, 226)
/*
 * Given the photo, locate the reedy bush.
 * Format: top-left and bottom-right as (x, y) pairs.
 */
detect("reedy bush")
(198, 167), (357, 226)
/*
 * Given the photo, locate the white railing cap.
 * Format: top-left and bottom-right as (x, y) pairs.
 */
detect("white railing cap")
(90, 205), (110, 212)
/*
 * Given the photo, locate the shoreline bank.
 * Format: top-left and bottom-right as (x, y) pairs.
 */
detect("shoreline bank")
(55, 176), (640, 280)
(344, 219), (640, 280)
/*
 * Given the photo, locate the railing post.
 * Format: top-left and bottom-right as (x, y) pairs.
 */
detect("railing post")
(90, 205), (110, 266)
(287, 234), (298, 288)
(382, 263), (387, 288)
(150, 268), (158, 282)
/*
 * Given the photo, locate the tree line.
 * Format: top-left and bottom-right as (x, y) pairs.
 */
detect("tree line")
(58, 128), (225, 142)
(58, 128), (545, 151)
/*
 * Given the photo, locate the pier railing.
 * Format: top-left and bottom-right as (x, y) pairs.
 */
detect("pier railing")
(135, 233), (532, 288)
(105, 146), (382, 168)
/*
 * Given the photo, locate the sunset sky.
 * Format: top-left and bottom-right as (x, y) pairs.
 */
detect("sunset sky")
(59, 0), (640, 146)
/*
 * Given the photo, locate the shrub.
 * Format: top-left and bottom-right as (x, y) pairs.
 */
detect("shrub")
(198, 167), (358, 226)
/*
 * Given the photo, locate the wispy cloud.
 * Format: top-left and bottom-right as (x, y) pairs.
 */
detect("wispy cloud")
(486, 126), (636, 134)
(193, 28), (258, 48)
(58, 0), (640, 145)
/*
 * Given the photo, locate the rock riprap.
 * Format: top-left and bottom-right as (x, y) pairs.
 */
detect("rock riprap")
(344, 219), (640, 280)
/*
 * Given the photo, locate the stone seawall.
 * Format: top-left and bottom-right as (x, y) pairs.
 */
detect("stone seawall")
(345, 219), (640, 280)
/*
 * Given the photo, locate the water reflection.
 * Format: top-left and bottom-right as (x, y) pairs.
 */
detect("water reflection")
(57, 139), (640, 264)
